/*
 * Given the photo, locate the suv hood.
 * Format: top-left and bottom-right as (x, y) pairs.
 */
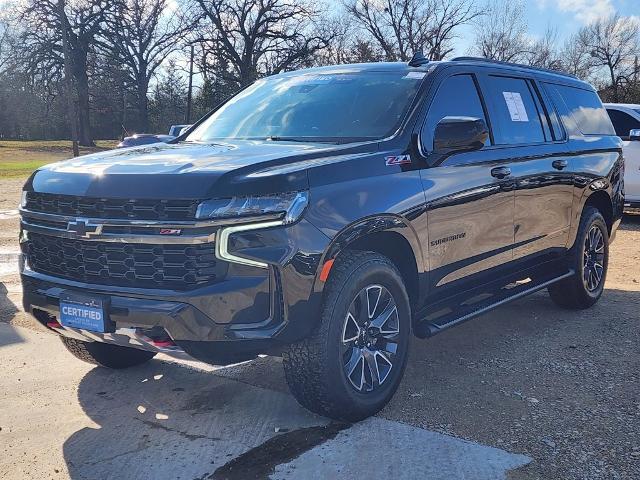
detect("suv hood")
(27, 140), (347, 199)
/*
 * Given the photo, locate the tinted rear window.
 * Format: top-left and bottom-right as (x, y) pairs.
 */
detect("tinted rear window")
(545, 84), (614, 136)
(483, 76), (546, 145)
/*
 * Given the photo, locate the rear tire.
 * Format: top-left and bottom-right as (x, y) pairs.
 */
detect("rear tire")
(283, 251), (411, 422)
(548, 206), (609, 309)
(61, 337), (156, 369)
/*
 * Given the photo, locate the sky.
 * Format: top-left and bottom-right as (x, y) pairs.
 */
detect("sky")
(453, 0), (639, 56)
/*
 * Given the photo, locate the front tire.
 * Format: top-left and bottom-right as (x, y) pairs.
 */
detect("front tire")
(61, 337), (157, 369)
(548, 206), (609, 309)
(283, 251), (411, 422)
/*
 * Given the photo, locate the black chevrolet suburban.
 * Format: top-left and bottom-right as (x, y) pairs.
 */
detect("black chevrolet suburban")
(20, 56), (624, 421)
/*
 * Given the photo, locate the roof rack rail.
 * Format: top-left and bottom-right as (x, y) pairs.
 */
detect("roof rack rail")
(451, 56), (579, 80)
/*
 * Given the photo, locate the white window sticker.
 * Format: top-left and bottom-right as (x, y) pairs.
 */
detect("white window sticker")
(502, 91), (529, 122)
(404, 72), (426, 79)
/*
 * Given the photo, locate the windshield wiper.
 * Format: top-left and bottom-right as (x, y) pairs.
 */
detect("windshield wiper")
(264, 136), (340, 144)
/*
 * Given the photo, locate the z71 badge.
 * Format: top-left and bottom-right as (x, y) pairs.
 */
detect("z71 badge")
(385, 155), (412, 166)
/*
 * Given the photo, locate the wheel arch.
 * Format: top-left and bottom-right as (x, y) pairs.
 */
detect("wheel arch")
(321, 215), (426, 311)
(583, 189), (613, 234)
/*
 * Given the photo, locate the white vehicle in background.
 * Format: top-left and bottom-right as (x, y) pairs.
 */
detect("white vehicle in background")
(605, 103), (640, 209)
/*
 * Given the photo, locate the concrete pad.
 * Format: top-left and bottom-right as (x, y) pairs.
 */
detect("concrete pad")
(0, 323), (530, 480)
(272, 417), (531, 480)
(0, 323), (327, 480)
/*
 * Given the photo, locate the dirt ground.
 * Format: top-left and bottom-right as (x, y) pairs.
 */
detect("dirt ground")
(0, 177), (638, 480)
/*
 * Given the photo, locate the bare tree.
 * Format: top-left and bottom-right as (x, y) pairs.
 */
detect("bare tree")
(313, 16), (383, 66)
(102, 0), (191, 131)
(470, 0), (528, 63)
(191, 0), (334, 87)
(346, 0), (478, 61)
(0, 22), (10, 72)
(576, 14), (639, 102)
(525, 28), (562, 70)
(21, 0), (115, 146)
(558, 32), (594, 79)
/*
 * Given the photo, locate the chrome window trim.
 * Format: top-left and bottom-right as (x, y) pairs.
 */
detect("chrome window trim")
(215, 220), (284, 269)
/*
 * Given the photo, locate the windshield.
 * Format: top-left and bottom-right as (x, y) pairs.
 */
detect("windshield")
(185, 71), (425, 143)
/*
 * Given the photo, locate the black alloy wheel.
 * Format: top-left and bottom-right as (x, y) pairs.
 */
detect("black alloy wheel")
(341, 284), (400, 393)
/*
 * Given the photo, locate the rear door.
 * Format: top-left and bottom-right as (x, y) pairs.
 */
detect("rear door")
(478, 73), (574, 262)
(419, 72), (515, 297)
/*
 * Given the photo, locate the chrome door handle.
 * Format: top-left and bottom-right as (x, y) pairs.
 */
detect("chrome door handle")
(491, 166), (511, 179)
(552, 159), (568, 170)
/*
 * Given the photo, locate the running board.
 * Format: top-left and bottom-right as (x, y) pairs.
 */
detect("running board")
(413, 270), (575, 338)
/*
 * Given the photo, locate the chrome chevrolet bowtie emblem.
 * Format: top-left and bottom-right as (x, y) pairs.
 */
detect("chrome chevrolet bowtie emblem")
(67, 219), (102, 238)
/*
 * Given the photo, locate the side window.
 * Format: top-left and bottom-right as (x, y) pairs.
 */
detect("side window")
(422, 74), (489, 151)
(545, 83), (615, 136)
(483, 76), (545, 145)
(606, 109), (640, 138)
(536, 83), (566, 141)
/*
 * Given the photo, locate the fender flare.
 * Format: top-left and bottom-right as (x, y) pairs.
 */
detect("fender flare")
(312, 212), (428, 304)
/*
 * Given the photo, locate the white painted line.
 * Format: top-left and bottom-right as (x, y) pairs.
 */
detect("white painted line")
(0, 248), (21, 277)
(0, 209), (19, 220)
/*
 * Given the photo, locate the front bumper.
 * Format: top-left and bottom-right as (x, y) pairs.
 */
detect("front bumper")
(21, 218), (331, 365)
(23, 270), (280, 363)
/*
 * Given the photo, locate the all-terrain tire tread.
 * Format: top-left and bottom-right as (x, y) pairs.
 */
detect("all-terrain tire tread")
(282, 250), (404, 421)
(548, 206), (608, 310)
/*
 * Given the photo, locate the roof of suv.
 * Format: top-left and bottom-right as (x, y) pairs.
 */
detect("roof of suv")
(276, 58), (592, 89)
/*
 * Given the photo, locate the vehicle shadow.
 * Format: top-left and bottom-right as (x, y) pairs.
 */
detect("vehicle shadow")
(62, 286), (639, 480)
(62, 357), (327, 480)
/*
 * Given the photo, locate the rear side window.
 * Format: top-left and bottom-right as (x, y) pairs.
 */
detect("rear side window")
(483, 76), (546, 145)
(546, 83), (615, 136)
(606, 109), (640, 138)
(423, 74), (489, 149)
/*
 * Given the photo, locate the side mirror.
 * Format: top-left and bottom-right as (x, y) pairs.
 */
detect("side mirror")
(629, 129), (640, 141)
(433, 116), (489, 155)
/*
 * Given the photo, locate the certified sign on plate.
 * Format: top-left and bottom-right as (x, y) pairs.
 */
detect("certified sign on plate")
(60, 292), (108, 333)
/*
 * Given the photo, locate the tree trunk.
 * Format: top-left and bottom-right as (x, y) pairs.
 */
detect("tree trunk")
(57, 0), (80, 156)
(607, 61), (619, 103)
(75, 68), (94, 146)
(137, 81), (149, 133)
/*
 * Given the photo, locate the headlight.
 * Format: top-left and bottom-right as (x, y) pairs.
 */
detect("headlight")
(20, 191), (28, 209)
(196, 191), (308, 224)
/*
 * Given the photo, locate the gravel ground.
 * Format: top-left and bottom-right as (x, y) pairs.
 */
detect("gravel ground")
(0, 177), (638, 479)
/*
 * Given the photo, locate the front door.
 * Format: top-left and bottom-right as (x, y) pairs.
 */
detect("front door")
(418, 73), (515, 298)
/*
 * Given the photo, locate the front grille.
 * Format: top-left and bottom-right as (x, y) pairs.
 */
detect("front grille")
(25, 192), (200, 221)
(25, 233), (225, 290)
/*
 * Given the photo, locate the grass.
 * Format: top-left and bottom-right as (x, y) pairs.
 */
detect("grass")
(0, 140), (118, 178)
